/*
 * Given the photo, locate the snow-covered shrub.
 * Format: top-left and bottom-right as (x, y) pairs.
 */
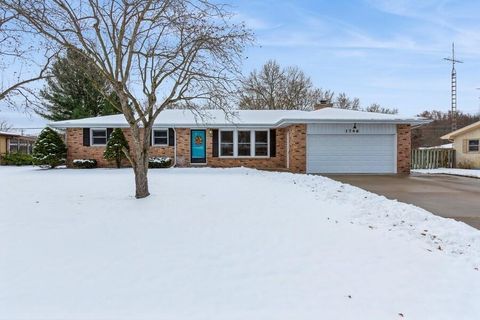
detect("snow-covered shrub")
(103, 128), (129, 168)
(72, 159), (97, 169)
(32, 127), (67, 168)
(148, 156), (172, 168)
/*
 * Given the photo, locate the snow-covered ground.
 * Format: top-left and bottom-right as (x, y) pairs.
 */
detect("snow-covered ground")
(413, 168), (480, 178)
(1, 166), (479, 320)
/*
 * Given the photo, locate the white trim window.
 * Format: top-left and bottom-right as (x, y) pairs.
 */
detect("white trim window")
(219, 129), (269, 157)
(220, 130), (234, 156)
(152, 129), (168, 146)
(237, 130), (251, 156)
(468, 139), (479, 152)
(254, 130), (269, 156)
(91, 129), (107, 145)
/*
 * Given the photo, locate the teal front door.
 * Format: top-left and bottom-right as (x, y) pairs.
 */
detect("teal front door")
(191, 130), (206, 164)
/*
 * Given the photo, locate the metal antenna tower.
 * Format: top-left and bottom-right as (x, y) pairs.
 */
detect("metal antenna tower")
(476, 88), (480, 116)
(443, 42), (463, 131)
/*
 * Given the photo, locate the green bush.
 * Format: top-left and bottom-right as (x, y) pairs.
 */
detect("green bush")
(72, 159), (97, 169)
(0, 153), (34, 166)
(149, 156), (172, 168)
(103, 128), (129, 168)
(32, 127), (67, 168)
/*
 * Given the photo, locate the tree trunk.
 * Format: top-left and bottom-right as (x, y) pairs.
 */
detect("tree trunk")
(129, 126), (151, 199)
(115, 91), (151, 198)
(132, 158), (149, 198)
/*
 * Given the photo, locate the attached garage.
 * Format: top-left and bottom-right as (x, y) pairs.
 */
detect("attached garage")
(306, 123), (397, 174)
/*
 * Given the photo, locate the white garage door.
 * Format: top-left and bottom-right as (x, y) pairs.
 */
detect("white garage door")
(306, 124), (397, 174)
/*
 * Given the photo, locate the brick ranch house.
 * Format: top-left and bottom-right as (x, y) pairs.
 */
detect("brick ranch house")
(49, 107), (428, 174)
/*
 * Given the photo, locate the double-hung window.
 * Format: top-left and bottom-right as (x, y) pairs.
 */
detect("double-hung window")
(469, 139), (479, 152)
(220, 130), (234, 156)
(254, 131), (269, 156)
(91, 129), (107, 145)
(237, 130), (251, 156)
(8, 138), (18, 153)
(219, 129), (269, 157)
(153, 129), (168, 146)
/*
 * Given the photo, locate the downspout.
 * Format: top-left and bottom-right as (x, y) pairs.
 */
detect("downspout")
(286, 130), (290, 170)
(173, 127), (177, 167)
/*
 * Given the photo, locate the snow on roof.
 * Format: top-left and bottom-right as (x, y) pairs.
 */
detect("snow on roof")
(441, 120), (480, 140)
(418, 143), (453, 150)
(49, 108), (428, 128)
(0, 131), (20, 136)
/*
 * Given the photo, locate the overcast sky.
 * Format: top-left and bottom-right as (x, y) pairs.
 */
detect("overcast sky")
(2, 0), (480, 133)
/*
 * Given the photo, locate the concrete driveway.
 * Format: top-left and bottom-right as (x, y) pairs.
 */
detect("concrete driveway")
(326, 174), (480, 229)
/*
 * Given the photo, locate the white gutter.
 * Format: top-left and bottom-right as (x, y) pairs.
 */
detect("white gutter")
(49, 118), (430, 129)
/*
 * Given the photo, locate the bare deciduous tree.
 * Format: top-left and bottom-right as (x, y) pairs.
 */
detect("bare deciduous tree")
(2, 0), (253, 198)
(334, 92), (360, 110)
(0, 7), (54, 106)
(0, 120), (12, 131)
(239, 60), (333, 110)
(412, 110), (479, 148)
(364, 103), (397, 115)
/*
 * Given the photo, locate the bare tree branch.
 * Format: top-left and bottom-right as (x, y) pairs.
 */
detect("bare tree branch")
(0, 7), (56, 107)
(2, 0), (253, 198)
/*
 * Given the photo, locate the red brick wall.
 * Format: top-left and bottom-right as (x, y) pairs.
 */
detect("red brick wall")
(173, 128), (190, 167)
(66, 128), (174, 168)
(397, 124), (411, 174)
(287, 124), (306, 173)
(205, 128), (287, 170)
(66, 127), (290, 170)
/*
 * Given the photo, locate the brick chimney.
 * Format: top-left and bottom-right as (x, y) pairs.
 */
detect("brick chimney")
(314, 100), (333, 111)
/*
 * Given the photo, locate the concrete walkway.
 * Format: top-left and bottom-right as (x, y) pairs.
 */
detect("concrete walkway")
(326, 174), (480, 230)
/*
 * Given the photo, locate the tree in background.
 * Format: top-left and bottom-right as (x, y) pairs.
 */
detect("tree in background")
(412, 110), (480, 148)
(239, 60), (333, 110)
(0, 7), (55, 107)
(365, 103), (398, 114)
(334, 92), (360, 110)
(32, 127), (67, 168)
(0, 120), (12, 131)
(240, 60), (397, 114)
(104, 129), (129, 168)
(36, 49), (119, 121)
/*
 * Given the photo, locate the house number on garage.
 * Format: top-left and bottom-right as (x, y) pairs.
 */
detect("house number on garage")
(345, 123), (360, 134)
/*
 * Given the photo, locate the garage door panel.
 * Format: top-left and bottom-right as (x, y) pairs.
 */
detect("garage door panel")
(306, 133), (396, 174)
(310, 148), (393, 155)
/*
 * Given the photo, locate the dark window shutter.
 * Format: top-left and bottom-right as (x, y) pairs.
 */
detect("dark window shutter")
(106, 128), (113, 140)
(149, 130), (152, 146)
(270, 129), (276, 157)
(212, 129), (219, 157)
(83, 128), (90, 146)
(169, 128), (175, 146)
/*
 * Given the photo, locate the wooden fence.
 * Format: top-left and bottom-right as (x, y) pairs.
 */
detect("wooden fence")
(411, 149), (455, 169)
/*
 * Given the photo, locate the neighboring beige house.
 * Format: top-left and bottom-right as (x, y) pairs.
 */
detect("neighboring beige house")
(0, 131), (36, 155)
(441, 121), (480, 168)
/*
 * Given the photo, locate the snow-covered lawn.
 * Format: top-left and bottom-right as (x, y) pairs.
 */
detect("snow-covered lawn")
(413, 168), (480, 178)
(1, 166), (480, 320)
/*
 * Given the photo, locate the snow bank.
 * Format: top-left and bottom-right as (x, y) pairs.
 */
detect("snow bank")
(413, 168), (480, 178)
